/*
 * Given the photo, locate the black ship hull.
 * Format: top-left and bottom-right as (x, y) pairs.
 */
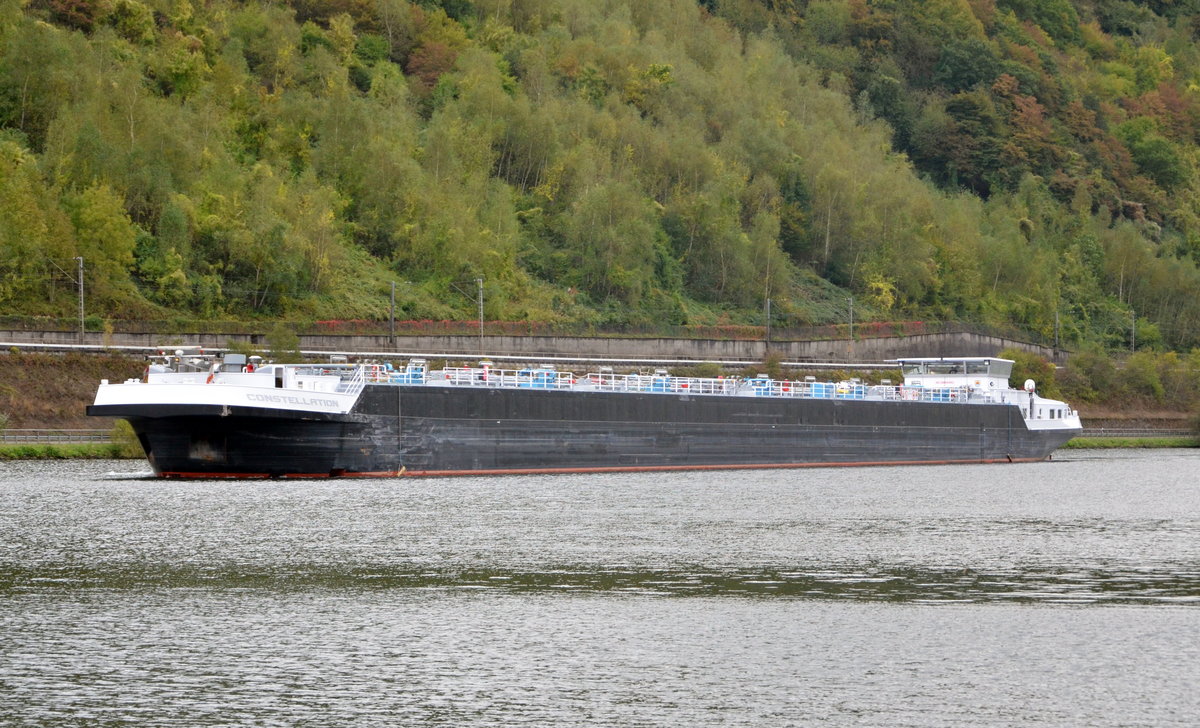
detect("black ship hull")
(89, 384), (1077, 478)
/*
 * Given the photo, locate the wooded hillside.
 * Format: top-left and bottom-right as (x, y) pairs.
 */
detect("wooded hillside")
(3, 0), (1200, 350)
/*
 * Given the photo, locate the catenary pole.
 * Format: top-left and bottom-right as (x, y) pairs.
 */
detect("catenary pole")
(75, 257), (84, 344)
(476, 278), (484, 353)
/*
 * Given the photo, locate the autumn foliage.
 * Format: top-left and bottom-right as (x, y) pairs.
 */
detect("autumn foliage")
(3, 1), (1200, 351)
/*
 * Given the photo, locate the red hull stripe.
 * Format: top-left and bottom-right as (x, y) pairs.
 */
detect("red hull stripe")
(154, 458), (1045, 479)
(403, 458), (1047, 476)
(157, 471), (401, 479)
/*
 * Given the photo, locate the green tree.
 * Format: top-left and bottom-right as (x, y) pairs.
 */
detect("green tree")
(65, 182), (139, 306)
(562, 179), (658, 304)
(0, 139), (76, 309)
(934, 36), (1001, 92)
(0, 17), (78, 151)
(996, 0), (1082, 45)
(1000, 347), (1060, 399)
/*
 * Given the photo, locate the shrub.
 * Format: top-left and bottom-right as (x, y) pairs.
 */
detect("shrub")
(1061, 346), (1117, 403)
(267, 323), (303, 363)
(1000, 348), (1060, 399)
(111, 420), (146, 458)
(764, 350), (784, 379)
(670, 362), (724, 378)
(1123, 351), (1165, 403)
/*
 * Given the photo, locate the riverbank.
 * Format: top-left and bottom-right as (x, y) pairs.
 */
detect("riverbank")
(0, 421), (142, 459)
(0, 443), (130, 459)
(0, 350), (142, 429)
(1063, 436), (1199, 449)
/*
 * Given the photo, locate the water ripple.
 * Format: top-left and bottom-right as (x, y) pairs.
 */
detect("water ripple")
(4, 564), (1198, 604)
(4, 454), (1200, 727)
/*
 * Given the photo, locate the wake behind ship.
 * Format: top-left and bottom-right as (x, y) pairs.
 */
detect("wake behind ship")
(88, 352), (1082, 478)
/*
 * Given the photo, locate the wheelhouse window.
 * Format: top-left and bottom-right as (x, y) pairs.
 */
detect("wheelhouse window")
(901, 358), (1014, 382)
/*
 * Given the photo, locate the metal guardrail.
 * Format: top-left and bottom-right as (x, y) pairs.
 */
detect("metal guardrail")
(1078, 428), (1194, 438)
(1, 429), (112, 444)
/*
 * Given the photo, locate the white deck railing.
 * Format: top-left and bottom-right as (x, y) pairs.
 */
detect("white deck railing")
(336, 366), (367, 398)
(421, 366), (1030, 407)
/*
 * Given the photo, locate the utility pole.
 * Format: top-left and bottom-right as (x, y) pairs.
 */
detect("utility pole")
(75, 256), (84, 344)
(848, 295), (854, 361)
(1131, 309), (1136, 353)
(389, 281), (396, 346)
(476, 277), (484, 353)
(765, 297), (772, 354)
(450, 278), (485, 354)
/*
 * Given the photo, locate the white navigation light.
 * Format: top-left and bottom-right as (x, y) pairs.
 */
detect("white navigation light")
(1024, 379), (1036, 392)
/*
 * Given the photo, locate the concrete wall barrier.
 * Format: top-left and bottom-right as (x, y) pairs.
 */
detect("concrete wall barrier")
(0, 329), (1065, 364)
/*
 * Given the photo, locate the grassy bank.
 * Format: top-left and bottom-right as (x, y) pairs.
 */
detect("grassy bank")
(1064, 437), (1199, 449)
(0, 442), (144, 459)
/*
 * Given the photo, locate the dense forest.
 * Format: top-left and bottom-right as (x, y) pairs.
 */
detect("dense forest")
(3, 0), (1200, 351)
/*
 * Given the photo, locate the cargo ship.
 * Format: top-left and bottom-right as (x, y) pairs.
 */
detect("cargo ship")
(87, 352), (1082, 478)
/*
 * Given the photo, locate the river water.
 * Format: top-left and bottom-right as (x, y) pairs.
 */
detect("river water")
(2, 449), (1198, 726)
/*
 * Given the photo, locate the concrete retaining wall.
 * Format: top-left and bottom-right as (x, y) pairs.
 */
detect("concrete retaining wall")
(1, 329), (1065, 364)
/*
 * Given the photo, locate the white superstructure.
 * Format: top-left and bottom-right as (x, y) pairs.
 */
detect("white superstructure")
(896, 357), (1081, 432)
(92, 350), (372, 415)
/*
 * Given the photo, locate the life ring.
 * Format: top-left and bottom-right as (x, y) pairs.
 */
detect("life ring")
(206, 373), (214, 384)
